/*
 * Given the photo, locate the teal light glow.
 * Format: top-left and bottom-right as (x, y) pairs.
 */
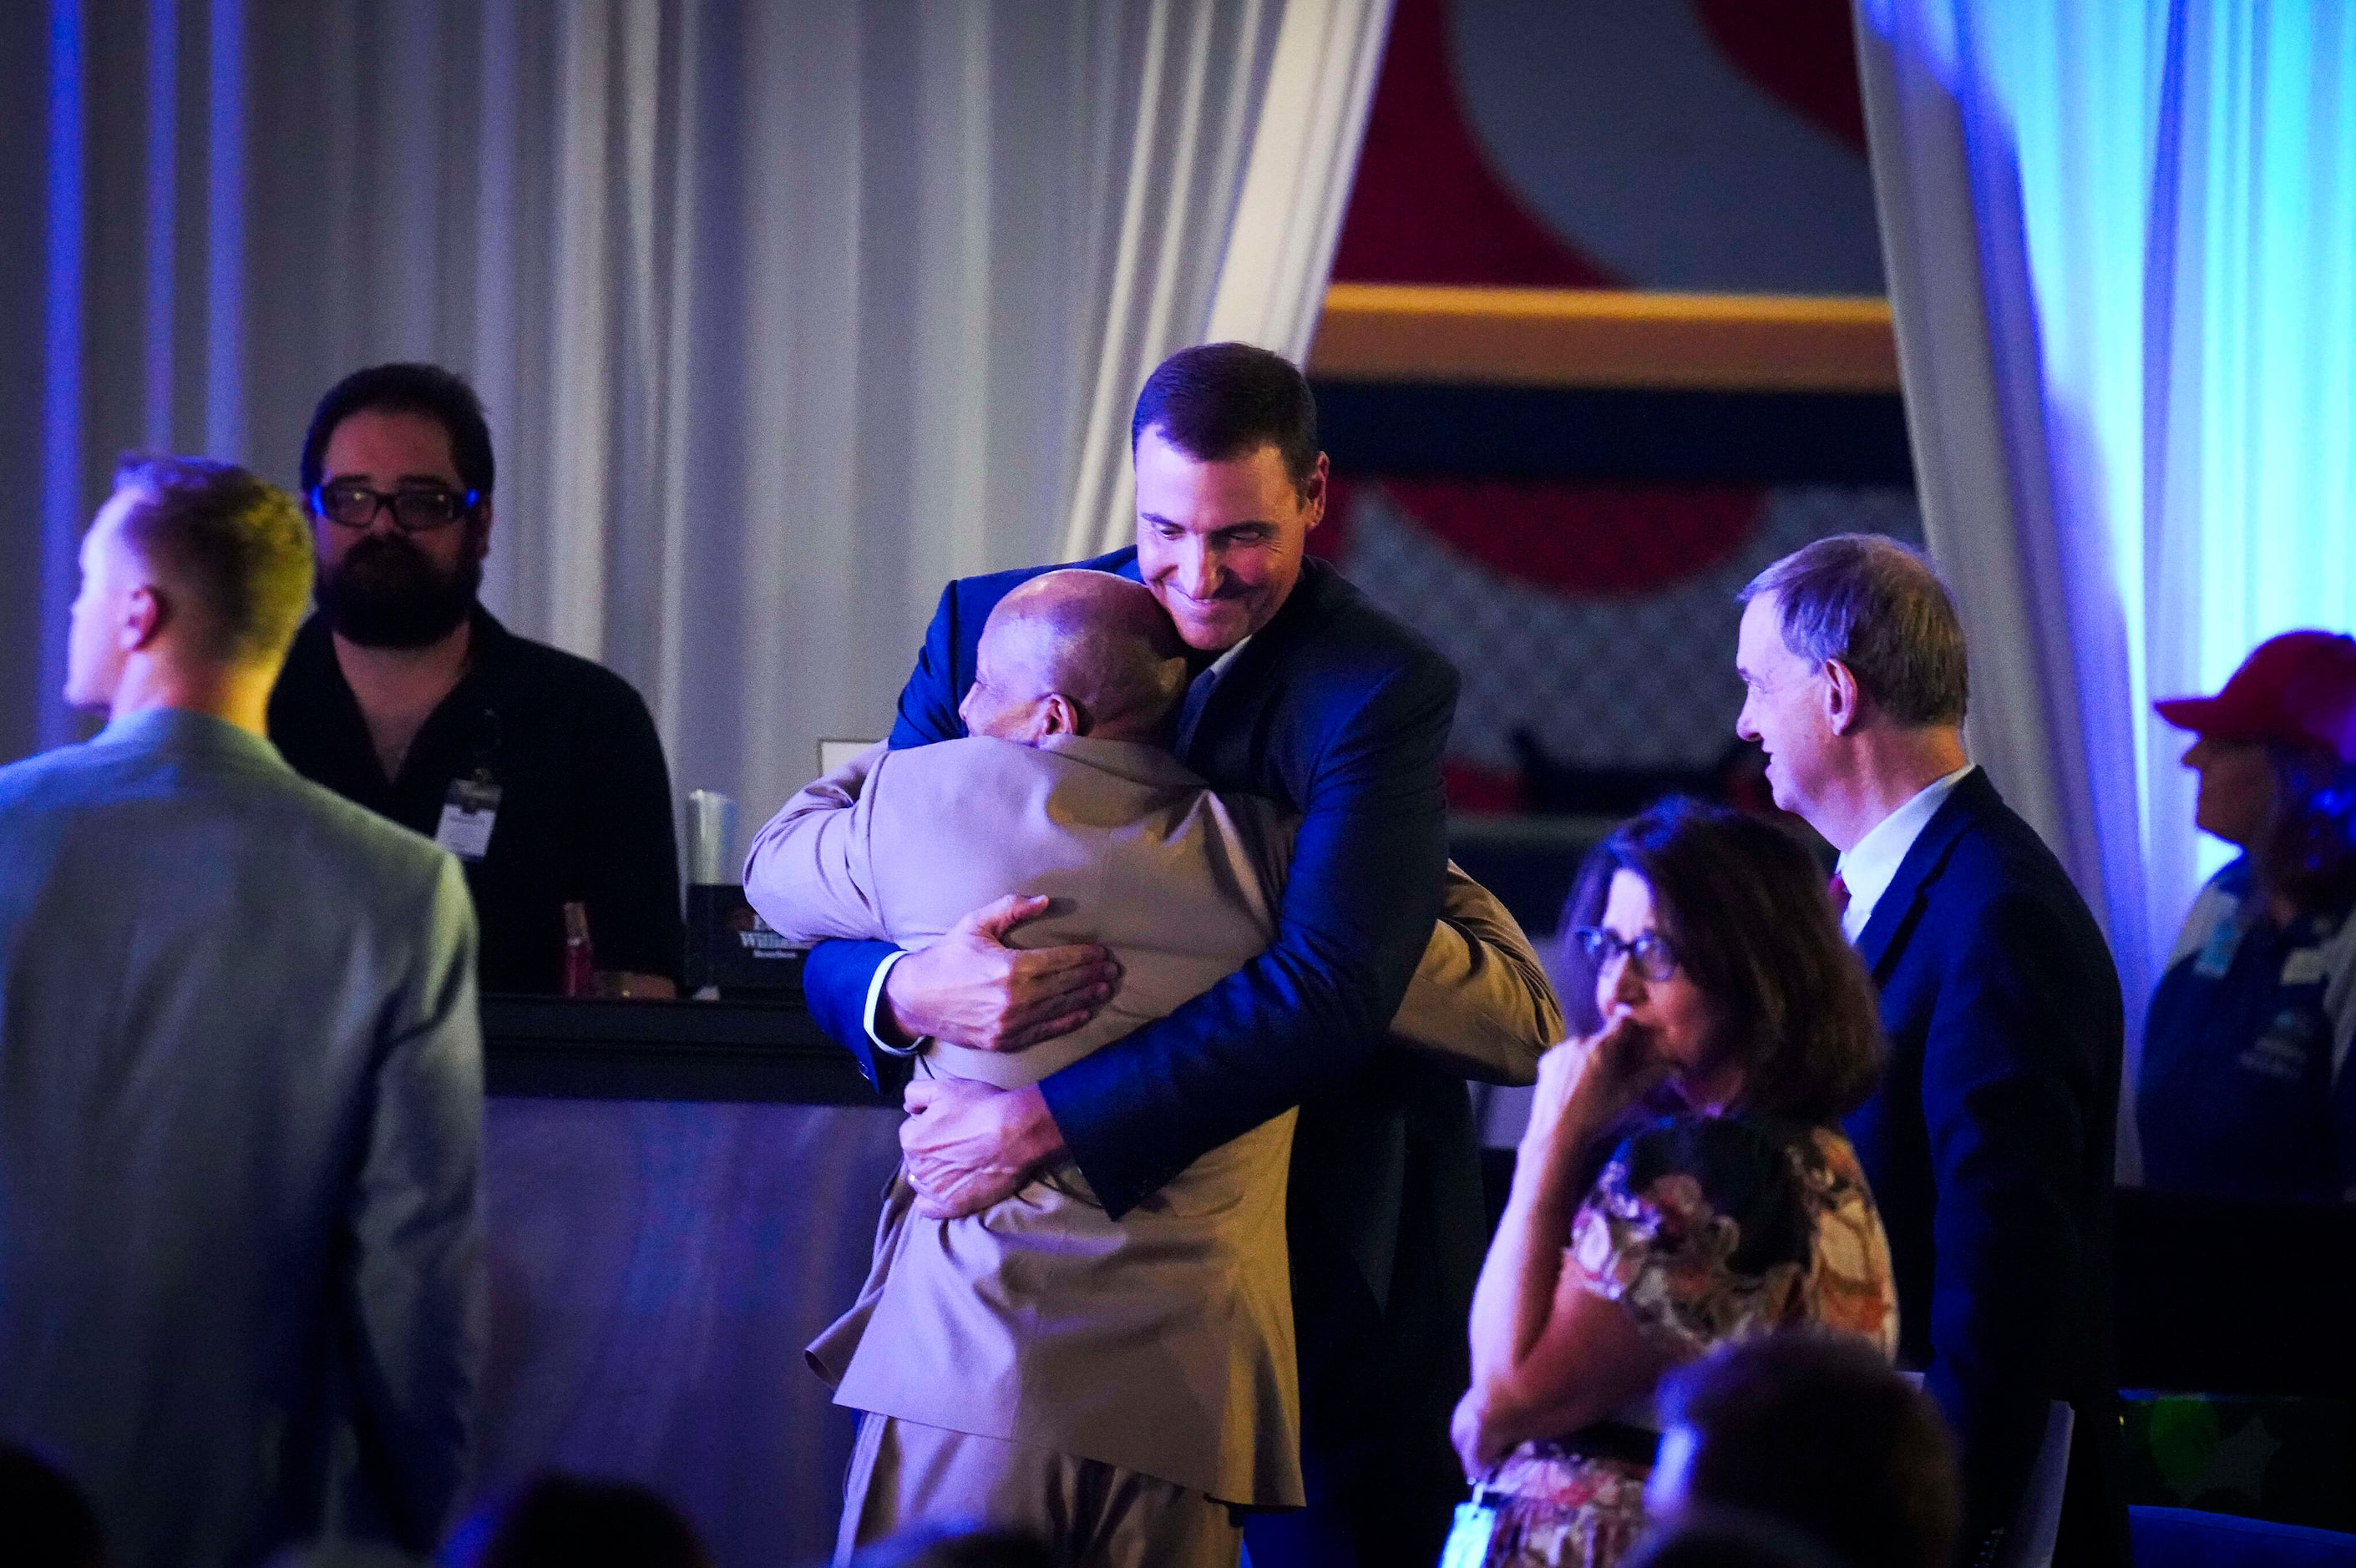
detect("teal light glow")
(1869, 0), (2356, 1014)
(2155, 3), (2356, 913)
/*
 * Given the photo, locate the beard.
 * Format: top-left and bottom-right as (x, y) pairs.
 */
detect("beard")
(316, 527), (484, 649)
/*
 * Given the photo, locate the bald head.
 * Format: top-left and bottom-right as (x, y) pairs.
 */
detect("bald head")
(960, 571), (1190, 746)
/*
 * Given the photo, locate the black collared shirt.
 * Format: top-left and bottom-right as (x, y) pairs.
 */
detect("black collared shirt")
(268, 609), (684, 994)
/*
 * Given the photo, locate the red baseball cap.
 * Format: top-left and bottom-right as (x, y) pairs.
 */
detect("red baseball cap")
(2155, 630), (2356, 762)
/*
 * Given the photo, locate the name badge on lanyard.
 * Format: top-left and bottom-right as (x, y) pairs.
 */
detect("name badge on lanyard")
(1439, 1485), (1498, 1568)
(436, 771), (502, 862)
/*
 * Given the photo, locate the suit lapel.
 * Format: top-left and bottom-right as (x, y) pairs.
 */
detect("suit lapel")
(1856, 768), (2003, 976)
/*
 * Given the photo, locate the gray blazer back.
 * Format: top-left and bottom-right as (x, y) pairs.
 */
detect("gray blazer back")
(0, 710), (484, 1568)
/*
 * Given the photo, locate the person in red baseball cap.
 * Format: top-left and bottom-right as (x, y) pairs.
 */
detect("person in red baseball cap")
(2140, 630), (2356, 1203)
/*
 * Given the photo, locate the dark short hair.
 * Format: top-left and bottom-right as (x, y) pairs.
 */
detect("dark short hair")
(299, 362), (495, 499)
(1129, 342), (1319, 493)
(1657, 1332), (1960, 1568)
(1558, 798), (1884, 1124)
(469, 1474), (711, 1568)
(1740, 535), (1967, 726)
(2262, 742), (2356, 915)
(110, 455), (313, 668)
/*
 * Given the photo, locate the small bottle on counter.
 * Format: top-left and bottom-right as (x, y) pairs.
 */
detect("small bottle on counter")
(686, 791), (737, 999)
(561, 901), (596, 998)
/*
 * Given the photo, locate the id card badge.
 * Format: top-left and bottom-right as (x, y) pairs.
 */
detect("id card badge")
(1438, 1485), (1497, 1568)
(435, 773), (502, 862)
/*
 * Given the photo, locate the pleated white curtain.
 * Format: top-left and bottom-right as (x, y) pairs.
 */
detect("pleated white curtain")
(18, 0), (1389, 830)
(1856, 0), (2356, 1176)
(1060, 0), (1393, 557)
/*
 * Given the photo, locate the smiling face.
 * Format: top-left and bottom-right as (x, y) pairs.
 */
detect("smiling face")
(1132, 427), (1323, 654)
(1735, 591), (1839, 821)
(2183, 734), (2277, 849)
(1596, 868), (1733, 1105)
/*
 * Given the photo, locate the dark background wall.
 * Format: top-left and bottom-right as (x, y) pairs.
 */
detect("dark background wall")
(1309, 0), (1913, 864)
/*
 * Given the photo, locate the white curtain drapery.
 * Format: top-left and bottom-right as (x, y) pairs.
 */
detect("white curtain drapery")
(11, 0), (1391, 840)
(1857, 0), (2356, 1176)
(1057, 0), (1393, 558)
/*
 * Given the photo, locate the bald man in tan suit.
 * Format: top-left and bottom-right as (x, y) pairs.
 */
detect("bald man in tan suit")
(747, 572), (1558, 1568)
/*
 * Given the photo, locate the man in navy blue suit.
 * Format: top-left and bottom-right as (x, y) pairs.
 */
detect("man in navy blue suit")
(796, 343), (1479, 1566)
(1735, 535), (2127, 1568)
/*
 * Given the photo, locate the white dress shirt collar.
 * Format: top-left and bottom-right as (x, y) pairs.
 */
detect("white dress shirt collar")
(1835, 763), (1976, 943)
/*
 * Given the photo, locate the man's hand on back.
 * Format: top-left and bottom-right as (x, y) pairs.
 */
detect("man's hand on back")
(900, 1079), (1069, 1218)
(879, 893), (1119, 1050)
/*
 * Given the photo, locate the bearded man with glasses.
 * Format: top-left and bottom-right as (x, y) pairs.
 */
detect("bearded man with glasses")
(267, 362), (684, 996)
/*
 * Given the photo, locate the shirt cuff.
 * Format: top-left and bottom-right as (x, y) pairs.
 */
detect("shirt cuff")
(864, 948), (928, 1059)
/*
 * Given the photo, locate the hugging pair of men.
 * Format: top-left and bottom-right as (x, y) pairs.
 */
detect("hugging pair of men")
(749, 563), (1557, 1568)
(749, 344), (1558, 1568)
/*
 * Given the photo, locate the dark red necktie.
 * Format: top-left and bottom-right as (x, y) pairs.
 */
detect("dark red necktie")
(1827, 873), (1852, 918)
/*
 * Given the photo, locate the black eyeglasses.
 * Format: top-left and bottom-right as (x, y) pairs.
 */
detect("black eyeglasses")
(308, 482), (480, 534)
(1570, 926), (1680, 982)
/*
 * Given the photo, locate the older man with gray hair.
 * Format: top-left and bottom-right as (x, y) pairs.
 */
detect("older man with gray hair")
(1733, 534), (2126, 1568)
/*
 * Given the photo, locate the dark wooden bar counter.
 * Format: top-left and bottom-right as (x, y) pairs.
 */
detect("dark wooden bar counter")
(484, 992), (882, 1105)
(474, 989), (901, 1568)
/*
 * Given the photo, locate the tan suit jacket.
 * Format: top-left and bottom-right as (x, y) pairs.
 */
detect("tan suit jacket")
(746, 736), (1557, 1506)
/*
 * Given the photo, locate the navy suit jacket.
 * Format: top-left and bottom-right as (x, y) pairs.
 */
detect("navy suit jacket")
(1847, 768), (2127, 1567)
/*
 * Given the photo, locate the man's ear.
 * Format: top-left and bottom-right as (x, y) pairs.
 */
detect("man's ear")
(1821, 657), (1864, 736)
(121, 584), (166, 653)
(1300, 452), (1330, 532)
(1038, 693), (1085, 739)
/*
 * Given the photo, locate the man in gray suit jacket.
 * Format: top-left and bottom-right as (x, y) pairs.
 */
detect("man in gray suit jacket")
(0, 458), (484, 1568)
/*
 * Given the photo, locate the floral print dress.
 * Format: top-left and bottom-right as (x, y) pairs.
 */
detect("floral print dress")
(1475, 1115), (1898, 1568)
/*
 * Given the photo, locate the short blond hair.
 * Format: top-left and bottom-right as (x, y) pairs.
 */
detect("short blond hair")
(111, 455), (314, 668)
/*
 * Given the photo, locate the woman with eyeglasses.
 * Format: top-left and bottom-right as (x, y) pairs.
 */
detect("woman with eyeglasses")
(1448, 797), (1897, 1568)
